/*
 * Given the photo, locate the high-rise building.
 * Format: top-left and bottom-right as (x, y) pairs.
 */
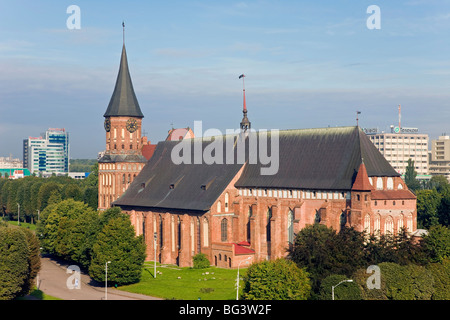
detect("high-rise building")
(23, 128), (69, 174)
(429, 135), (450, 181)
(364, 126), (429, 176)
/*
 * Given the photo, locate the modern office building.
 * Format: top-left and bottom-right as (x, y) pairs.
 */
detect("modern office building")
(429, 135), (450, 181)
(364, 126), (429, 176)
(23, 128), (70, 174)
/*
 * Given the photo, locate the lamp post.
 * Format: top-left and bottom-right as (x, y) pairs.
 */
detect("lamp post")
(105, 261), (111, 300)
(332, 279), (353, 300)
(153, 232), (157, 279)
(236, 257), (251, 300)
(17, 203), (20, 225)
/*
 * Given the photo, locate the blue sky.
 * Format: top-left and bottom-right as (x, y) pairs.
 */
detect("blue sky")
(1, 0), (450, 159)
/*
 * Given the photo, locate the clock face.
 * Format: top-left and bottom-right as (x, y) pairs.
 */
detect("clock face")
(104, 118), (111, 132)
(126, 118), (138, 133)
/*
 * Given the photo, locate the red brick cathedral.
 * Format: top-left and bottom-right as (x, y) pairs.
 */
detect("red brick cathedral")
(99, 43), (417, 268)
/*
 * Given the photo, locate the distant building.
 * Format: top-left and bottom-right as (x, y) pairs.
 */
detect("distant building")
(23, 128), (70, 174)
(0, 168), (31, 179)
(0, 156), (23, 169)
(429, 134), (450, 181)
(364, 126), (429, 176)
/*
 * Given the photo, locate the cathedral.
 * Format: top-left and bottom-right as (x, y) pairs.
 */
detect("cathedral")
(98, 41), (417, 268)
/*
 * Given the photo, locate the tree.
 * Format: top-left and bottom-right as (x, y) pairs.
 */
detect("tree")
(405, 158), (420, 191)
(416, 189), (442, 229)
(37, 198), (98, 265)
(0, 227), (30, 300)
(422, 225), (450, 263)
(19, 228), (41, 296)
(89, 214), (146, 286)
(288, 224), (366, 293)
(242, 259), (311, 300)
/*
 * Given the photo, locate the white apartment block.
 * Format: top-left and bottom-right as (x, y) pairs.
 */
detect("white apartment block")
(364, 127), (429, 176)
(429, 135), (450, 181)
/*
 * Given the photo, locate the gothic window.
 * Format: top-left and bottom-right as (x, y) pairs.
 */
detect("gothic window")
(314, 210), (321, 224)
(340, 212), (347, 229)
(397, 214), (404, 233)
(224, 192), (229, 212)
(364, 214), (371, 233)
(203, 218), (209, 247)
(387, 178), (394, 190)
(221, 219), (228, 242)
(266, 207), (272, 242)
(217, 201), (222, 213)
(385, 216), (394, 235)
(376, 177), (383, 190)
(247, 206), (252, 242)
(288, 209), (294, 244)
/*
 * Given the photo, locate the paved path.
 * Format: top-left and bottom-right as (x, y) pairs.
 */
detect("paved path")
(36, 256), (161, 300)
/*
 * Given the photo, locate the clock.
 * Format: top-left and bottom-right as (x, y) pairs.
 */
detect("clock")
(126, 118), (138, 133)
(104, 118), (111, 132)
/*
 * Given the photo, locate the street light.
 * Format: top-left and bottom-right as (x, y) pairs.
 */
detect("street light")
(105, 261), (111, 300)
(236, 257), (251, 300)
(154, 232), (157, 279)
(332, 279), (353, 300)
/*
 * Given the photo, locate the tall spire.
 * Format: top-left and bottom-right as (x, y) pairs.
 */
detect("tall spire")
(239, 74), (251, 131)
(122, 21), (125, 45)
(103, 23), (144, 118)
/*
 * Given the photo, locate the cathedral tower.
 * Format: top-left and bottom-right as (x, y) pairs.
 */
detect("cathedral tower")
(98, 34), (148, 210)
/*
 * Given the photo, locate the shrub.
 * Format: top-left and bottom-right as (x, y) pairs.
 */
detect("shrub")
(193, 253), (210, 269)
(242, 258), (311, 300)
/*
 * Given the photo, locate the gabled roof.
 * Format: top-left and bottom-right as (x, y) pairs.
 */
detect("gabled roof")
(103, 45), (144, 118)
(114, 138), (243, 211)
(234, 126), (399, 190)
(114, 126), (400, 211)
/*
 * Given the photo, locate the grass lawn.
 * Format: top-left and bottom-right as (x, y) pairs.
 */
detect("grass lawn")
(7, 221), (37, 231)
(118, 262), (247, 300)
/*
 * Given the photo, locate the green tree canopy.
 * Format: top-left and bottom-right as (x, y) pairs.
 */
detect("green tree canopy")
(242, 258), (311, 300)
(89, 213), (146, 286)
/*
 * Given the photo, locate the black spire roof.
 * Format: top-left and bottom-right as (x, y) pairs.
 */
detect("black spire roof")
(103, 44), (144, 118)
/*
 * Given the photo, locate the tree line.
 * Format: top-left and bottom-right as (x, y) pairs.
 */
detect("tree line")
(0, 163), (98, 223)
(242, 224), (449, 300)
(37, 200), (146, 287)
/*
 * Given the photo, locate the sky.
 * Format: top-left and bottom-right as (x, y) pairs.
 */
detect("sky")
(1, 0), (450, 159)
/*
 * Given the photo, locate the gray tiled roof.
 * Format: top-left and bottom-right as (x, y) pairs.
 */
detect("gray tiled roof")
(114, 126), (399, 211)
(103, 45), (144, 118)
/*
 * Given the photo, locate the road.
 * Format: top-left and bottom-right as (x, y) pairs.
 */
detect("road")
(35, 256), (161, 300)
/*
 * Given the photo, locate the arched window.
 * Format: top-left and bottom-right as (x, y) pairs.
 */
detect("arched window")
(221, 218), (228, 242)
(340, 212), (347, 229)
(364, 214), (371, 233)
(203, 218), (209, 247)
(385, 216), (394, 235)
(374, 214), (381, 235)
(224, 193), (229, 212)
(217, 201), (222, 213)
(288, 210), (294, 244)
(398, 214), (404, 234)
(314, 210), (321, 224)
(247, 206), (252, 242)
(407, 213), (413, 232)
(387, 178), (394, 190)
(266, 207), (272, 241)
(376, 178), (383, 190)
